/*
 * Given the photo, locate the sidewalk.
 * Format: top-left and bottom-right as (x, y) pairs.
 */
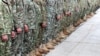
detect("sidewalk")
(46, 9), (100, 56)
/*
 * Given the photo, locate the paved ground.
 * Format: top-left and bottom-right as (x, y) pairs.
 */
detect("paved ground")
(46, 9), (100, 56)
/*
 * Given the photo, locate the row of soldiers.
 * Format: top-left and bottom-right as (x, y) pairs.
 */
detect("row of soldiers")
(0, 0), (100, 56)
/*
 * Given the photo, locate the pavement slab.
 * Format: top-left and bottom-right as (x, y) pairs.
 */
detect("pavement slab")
(46, 8), (100, 56)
